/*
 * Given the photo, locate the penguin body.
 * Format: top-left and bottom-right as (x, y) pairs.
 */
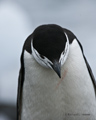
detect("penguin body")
(17, 24), (96, 120)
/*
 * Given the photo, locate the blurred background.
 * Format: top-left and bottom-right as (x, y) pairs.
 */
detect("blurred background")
(0, 0), (96, 120)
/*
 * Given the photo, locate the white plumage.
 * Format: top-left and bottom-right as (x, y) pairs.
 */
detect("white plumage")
(21, 39), (96, 120)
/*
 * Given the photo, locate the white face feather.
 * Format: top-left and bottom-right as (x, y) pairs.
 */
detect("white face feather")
(31, 42), (53, 69)
(31, 32), (69, 69)
(59, 32), (69, 65)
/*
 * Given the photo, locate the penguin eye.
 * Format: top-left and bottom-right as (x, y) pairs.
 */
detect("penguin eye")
(40, 54), (45, 59)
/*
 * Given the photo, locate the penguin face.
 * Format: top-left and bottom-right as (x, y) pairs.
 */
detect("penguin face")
(32, 25), (69, 78)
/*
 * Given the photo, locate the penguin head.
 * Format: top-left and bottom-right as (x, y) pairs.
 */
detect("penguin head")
(32, 24), (69, 78)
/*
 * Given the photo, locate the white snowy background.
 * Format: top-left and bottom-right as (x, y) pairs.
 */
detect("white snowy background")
(0, 0), (96, 120)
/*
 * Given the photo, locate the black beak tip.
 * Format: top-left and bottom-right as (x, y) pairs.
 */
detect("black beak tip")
(58, 73), (61, 78)
(52, 61), (61, 78)
(57, 73), (61, 78)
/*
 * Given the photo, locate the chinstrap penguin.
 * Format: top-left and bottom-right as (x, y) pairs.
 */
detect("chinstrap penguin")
(17, 24), (96, 120)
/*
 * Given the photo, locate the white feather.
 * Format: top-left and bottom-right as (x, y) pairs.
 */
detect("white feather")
(31, 41), (53, 69)
(59, 32), (69, 65)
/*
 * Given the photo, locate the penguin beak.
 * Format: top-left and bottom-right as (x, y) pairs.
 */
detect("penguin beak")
(52, 61), (61, 78)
